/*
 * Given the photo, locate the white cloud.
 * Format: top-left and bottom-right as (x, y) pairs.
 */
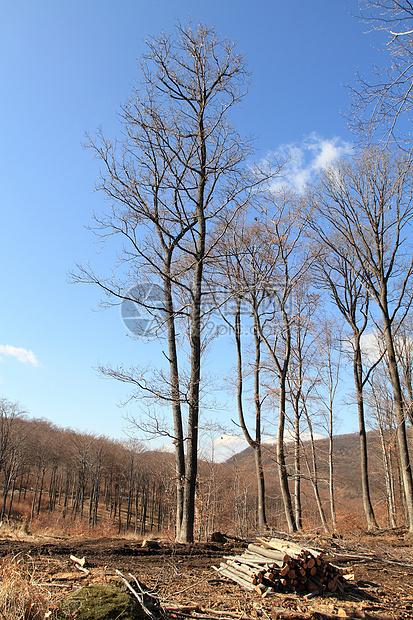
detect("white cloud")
(343, 330), (385, 365)
(359, 332), (383, 364)
(153, 435), (248, 463)
(270, 133), (353, 193)
(262, 435), (277, 445)
(213, 434), (248, 461)
(0, 345), (39, 367)
(158, 442), (174, 454)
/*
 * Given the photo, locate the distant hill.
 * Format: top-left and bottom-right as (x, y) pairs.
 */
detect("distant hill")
(221, 430), (393, 531)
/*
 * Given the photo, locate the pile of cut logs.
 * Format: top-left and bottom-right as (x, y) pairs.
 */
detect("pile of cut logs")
(215, 537), (347, 597)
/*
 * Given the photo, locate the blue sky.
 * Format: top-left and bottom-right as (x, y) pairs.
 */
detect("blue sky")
(0, 1), (384, 449)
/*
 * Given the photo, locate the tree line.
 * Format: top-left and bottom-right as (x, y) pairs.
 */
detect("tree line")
(0, 397), (407, 538)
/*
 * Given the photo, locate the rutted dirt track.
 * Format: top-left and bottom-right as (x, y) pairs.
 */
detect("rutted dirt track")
(0, 532), (413, 619)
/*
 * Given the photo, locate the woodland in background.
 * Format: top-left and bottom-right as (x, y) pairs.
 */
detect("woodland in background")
(0, 402), (408, 539)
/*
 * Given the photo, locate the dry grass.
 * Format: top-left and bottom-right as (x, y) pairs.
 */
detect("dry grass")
(0, 554), (54, 619)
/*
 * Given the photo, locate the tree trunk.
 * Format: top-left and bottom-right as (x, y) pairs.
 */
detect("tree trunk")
(134, 485), (139, 534)
(277, 378), (297, 532)
(6, 477), (15, 520)
(293, 397), (302, 530)
(36, 468), (45, 517)
(353, 342), (378, 530)
(303, 409), (329, 533)
(1, 467), (12, 522)
(17, 470), (24, 504)
(234, 300), (268, 532)
(253, 316), (267, 532)
(30, 470), (40, 522)
(382, 306), (413, 532)
(118, 494), (122, 534)
(254, 445), (267, 533)
(164, 270), (185, 539)
(125, 483), (133, 534)
(177, 292), (201, 542)
(176, 112), (206, 543)
(378, 422), (397, 528)
(328, 405), (337, 532)
(140, 483), (148, 535)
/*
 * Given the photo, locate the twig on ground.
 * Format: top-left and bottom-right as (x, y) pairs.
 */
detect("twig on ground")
(162, 573), (212, 600)
(201, 608), (254, 619)
(116, 569), (158, 620)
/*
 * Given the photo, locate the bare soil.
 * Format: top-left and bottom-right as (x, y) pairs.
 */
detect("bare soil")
(0, 530), (413, 619)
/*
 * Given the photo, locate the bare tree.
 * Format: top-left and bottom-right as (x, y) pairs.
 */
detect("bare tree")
(252, 190), (313, 532)
(313, 318), (343, 533)
(0, 399), (27, 522)
(286, 282), (320, 531)
(0, 399), (25, 474)
(366, 369), (398, 527)
(311, 246), (381, 530)
(308, 148), (413, 532)
(394, 313), (413, 423)
(350, 0), (413, 148)
(74, 22), (271, 542)
(209, 217), (274, 532)
(300, 401), (330, 533)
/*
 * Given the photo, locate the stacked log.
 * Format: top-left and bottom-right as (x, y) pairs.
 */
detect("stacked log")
(215, 537), (346, 597)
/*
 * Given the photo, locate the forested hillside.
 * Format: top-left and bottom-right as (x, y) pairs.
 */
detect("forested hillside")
(0, 399), (404, 539)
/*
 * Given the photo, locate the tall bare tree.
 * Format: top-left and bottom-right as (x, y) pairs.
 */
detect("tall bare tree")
(286, 282), (319, 531)
(74, 22), (270, 542)
(313, 318), (344, 533)
(308, 148), (413, 532)
(366, 369), (398, 527)
(209, 217), (274, 532)
(252, 191), (313, 532)
(310, 246), (381, 530)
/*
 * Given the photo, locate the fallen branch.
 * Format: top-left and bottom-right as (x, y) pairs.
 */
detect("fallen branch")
(168, 611), (254, 620)
(201, 608), (254, 619)
(38, 583), (75, 588)
(116, 569), (158, 620)
(330, 551), (413, 568)
(163, 573), (212, 600)
(69, 554), (86, 568)
(163, 606), (253, 620)
(162, 604), (200, 613)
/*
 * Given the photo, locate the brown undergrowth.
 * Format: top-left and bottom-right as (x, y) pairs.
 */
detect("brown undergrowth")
(0, 553), (54, 619)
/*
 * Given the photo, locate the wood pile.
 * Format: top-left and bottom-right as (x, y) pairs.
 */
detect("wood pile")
(215, 537), (348, 597)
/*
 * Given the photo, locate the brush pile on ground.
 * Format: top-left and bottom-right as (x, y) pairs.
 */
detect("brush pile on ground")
(216, 537), (349, 597)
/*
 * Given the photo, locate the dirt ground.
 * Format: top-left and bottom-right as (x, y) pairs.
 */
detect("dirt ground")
(0, 530), (413, 619)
